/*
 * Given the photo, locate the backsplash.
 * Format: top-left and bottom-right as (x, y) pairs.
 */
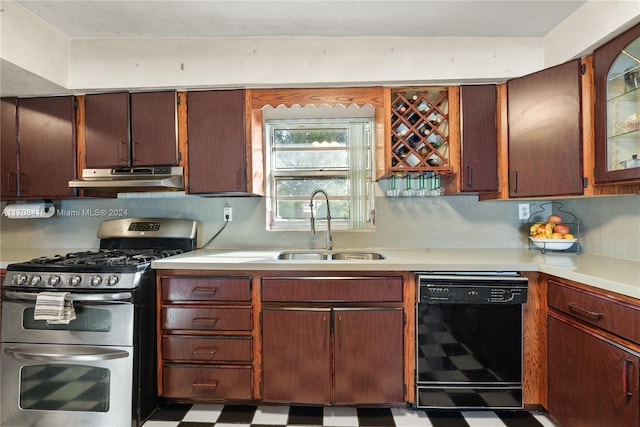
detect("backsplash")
(1, 192), (638, 261)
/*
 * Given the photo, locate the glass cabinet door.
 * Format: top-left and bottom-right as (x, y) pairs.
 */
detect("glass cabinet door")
(605, 37), (640, 173)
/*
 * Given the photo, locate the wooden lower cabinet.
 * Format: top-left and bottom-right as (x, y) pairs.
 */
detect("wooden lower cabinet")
(163, 365), (253, 400)
(158, 272), (407, 405)
(262, 309), (332, 404)
(261, 275), (405, 406)
(158, 274), (254, 401)
(547, 279), (640, 427)
(548, 315), (639, 427)
(333, 308), (404, 404)
(262, 307), (404, 405)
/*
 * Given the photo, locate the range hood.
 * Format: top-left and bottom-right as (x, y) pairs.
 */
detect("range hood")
(69, 166), (184, 191)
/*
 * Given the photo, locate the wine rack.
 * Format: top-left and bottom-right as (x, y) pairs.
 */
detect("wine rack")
(390, 87), (452, 172)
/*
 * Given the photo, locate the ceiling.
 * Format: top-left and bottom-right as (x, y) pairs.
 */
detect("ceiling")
(17, 0), (587, 38)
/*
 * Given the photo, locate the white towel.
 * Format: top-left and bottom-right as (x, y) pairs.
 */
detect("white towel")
(34, 292), (76, 324)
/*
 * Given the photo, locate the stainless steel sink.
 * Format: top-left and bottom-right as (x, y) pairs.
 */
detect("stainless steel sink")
(275, 251), (384, 261)
(276, 251), (330, 260)
(331, 252), (385, 260)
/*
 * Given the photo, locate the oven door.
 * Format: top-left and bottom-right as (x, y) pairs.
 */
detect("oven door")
(1, 290), (134, 346)
(1, 343), (133, 427)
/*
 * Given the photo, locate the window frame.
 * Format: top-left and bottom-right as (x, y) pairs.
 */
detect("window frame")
(265, 117), (375, 231)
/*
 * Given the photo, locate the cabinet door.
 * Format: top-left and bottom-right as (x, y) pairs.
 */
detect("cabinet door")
(17, 96), (76, 198)
(333, 308), (404, 405)
(85, 92), (129, 167)
(130, 91), (178, 166)
(507, 60), (583, 197)
(187, 90), (246, 193)
(262, 308), (331, 404)
(548, 314), (640, 427)
(460, 85), (498, 192)
(1, 98), (18, 199)
(594, 24), (640, 183)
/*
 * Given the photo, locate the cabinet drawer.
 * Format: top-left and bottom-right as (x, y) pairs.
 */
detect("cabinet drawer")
(548, 280), (640, 344)
(163, 365), (252, 400)
(163, 335), (252, 362)
(162, 277), (251, 302)
(262, 277), (403, 302)
(162, 306), (252, 331)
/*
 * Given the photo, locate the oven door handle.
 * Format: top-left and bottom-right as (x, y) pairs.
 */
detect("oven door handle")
(4, 345), (130, 362)
(2, 290), (133, 302)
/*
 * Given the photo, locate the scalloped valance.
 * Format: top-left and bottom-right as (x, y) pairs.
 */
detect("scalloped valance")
(250, 87), (384, 109)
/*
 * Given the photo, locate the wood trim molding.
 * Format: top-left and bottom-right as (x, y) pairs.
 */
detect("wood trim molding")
(177, 91), (189, 186)
(479, 82), (509, 200)
(581, 56), (596, 196)
(250, 87), (384, 109)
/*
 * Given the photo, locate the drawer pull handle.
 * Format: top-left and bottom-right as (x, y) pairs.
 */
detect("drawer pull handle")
(567, 302), (603, 321)
(191, 317), (219, 327)
(119, 141), (128, 162)
(191, 287), (218, 295)
(192, 348), (218, 359)
(623, 359), (633, 398)
(192, 380), (219, 391)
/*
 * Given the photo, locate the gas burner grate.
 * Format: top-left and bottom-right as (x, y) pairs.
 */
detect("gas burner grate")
(26, 249), (184, 267)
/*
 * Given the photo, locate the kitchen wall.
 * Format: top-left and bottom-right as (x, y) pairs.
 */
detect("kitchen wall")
(2, 190), (638, 261)
(1, 2), (639, 262)
(3, 1), (640, 96)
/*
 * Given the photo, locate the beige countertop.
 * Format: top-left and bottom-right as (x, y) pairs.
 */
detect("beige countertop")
(2, 247), (638, 300)
(151, 248), (640, 300)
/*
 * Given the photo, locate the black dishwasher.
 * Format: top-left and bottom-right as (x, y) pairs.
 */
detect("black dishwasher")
(415, 272), (528, 409)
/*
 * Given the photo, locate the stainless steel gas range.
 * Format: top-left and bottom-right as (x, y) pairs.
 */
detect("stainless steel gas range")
(1, 217), (198, 427)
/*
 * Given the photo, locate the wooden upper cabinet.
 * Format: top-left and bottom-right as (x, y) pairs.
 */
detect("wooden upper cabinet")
(507, 59), (583, 197)
(187, 90), (247, 194)
(460, 85), (498, 192)
(130, 91), (178, 166)
(593, 23), (640, 184)
(14, 97), (76, 199)
(1, 98), (18, 199)
(84, 91), (178, 168)
(85, 92), (129, 167)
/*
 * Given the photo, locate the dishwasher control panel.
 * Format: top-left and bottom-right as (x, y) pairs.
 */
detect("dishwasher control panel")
(418, 273), (528, 305)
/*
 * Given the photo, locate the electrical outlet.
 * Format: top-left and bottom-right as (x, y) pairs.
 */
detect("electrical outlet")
(223, 206), (232, 221)
(518, 203), (530, 220)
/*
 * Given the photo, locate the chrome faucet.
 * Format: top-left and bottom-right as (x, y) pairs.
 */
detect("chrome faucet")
(310, 189), (333, 251)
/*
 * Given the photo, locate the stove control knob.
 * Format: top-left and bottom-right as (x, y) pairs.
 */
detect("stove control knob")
(29, 275), (42, 286)
(13, 273), (28, 286)
(69, 275), (82, 287)
(48, 275), (61, 287)
(89, 275), (103, 287)
(105, 275), (119, 287)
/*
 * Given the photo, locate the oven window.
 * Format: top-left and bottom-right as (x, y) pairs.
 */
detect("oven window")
(20, 364), (110, 412)
(23, 306), (112, 332)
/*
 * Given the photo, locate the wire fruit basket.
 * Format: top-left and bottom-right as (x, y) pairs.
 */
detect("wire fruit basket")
(527, 202), (580, 254)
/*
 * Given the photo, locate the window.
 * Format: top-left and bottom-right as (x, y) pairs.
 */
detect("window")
(265, 109), (375, 231)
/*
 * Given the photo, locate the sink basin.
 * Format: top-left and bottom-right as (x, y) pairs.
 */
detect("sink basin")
(276, 251), (330, 260)
(331, 252), (385, 260)
(275, 251), (384, 261)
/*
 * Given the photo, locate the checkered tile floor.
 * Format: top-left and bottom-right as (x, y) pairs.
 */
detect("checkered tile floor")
(144, 404), (558, 427)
